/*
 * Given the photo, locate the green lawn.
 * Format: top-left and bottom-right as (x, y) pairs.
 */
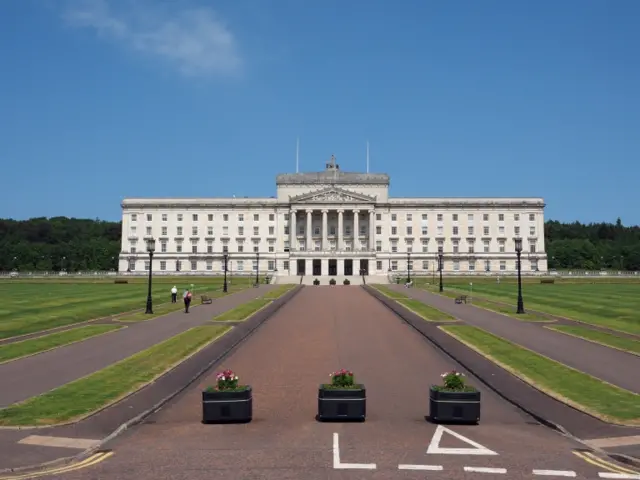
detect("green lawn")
(397, 299), (457, 322)
(0, 324), (124, 364)
(0, 325), (231, 426)
(441, 325), (640, 425)
(0, 277), (256, 339)
(548, 325), (640, 356)
(427, 280), (640, 335)
(212, 285), (294, 322)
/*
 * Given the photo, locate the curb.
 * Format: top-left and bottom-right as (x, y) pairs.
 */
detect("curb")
(362, 285), (640, 470)
(0, 285), (303, 476)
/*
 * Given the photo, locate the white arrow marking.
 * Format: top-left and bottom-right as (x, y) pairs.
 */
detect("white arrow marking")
(427, 425), (498, 455)
(332, 433), (377, 470)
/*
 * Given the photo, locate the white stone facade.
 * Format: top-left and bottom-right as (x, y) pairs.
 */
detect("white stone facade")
(119, 157), (547, 276)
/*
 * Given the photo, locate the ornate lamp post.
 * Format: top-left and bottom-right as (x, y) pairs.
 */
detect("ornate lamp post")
(223, 252), (229, 293)
(514, 237), (525, 314)
(255, 251), (260, 286)
(407, 251), (411, 283)
(438, 246), (444, 292)
(145, 237), (156, 314)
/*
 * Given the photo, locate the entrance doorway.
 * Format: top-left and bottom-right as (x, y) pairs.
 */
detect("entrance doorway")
(344, 259), (353, 276)
(328, 259), (337, 276)
(297, 259), (306, 275)
(312, 259), (322, 276)
(359, 259), (369, 276)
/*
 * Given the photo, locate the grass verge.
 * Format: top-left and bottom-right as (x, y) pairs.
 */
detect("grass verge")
(371, 285), (409, 299)
(0, 325), (231, 426)
(397, 299), (457, 322)
(547, 326), (640, 356)
(440, 325), (640, 425)
(262, 285), (295, 299)
(0, 325), (125, 365)
(213, 298), (272, 322)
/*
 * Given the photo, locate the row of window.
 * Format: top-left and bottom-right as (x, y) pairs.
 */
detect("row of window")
(390, 259), (539, 271)
(132, 213), (277, 223)
(127, 258), (538, 273)
(129, 224), (537, 239)
(130, 212), (538, 224)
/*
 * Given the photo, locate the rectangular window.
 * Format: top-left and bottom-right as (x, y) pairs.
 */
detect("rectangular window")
(391, 260), (398, 271)
(177, 226), (183, 236)
(161, 242), (167, 253)
(391, 214), (397, 221)
(483, 226), (489, 236)
(406, 226), (412, 235)
(161, 227), (167, 236)
(253, 226), (259, 236)
(283, 260), (289, 271)
(162, 214), (167, 222)
(237, 261), (244, 271)
(177, 244), (183, 253)
(268, 260), (275, 271)
(223, 214), (229, 221)
(146, 226), (152, 235)
(453, 226), (459, 236)
(500, 260), (506, 271)
(131, 214), (137, 222)
(269, 214), (275, 221)
(206, 260), (213, 271)
(191, 245), (197, 254)
(191, 261), (197, 270)
(483, 214), (489, 221)
(422, 260), (429, 270)
(128, 260), (135, 271)
(238, 214), (244, 222)
(483, 241), (490, 253)
(498, 214), (504, 221)
(208, 214), (214, 221)
(192, 226), (198, 236)
(146, 214), (152, 221)
(499, 241), (505, 253)
(376, 260), (383, 271)
(421, 226), (428, 235)
(254, 214), (259, 221)
(437, 214), (443, 222)
(376, 240), (382, 252)
(192, 214), (198, 221)
(177, 214), (183, 222)
(238, 226), (244, 236)
(160, 261), (166, 271)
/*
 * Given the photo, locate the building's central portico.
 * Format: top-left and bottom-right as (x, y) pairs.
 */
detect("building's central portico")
(285, 156), (379, 277)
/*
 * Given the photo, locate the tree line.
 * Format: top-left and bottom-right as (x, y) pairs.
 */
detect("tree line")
(0, 216), (638, 272)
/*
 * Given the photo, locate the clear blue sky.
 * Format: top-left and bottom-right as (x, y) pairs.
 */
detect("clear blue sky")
(1, 0), (638, 224)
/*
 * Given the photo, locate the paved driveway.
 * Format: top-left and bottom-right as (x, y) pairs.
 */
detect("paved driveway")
(57, 287), (610, 480)
(0, 286), (274, 407)
(394, 286), (640, 393)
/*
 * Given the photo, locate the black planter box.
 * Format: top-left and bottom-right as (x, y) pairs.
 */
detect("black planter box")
(429, 387), (480, 424)
(317, 385), (366, 422)
(202, 387), (252, 424)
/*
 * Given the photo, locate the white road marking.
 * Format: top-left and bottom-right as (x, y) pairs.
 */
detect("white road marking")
(463, 466), (507, 474)
(398, 464), (443, 470)
(532, 470), (577, 477)
(427, 425), (498, 456)
(18, 435), (100, 449)
(598, 474), (640, 479)
(332, 433), (377, 470)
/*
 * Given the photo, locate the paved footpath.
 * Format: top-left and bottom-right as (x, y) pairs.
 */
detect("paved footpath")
(0, 286), (274, 408)
(55, 286), (626, 480)
(392, 286), (640, 393)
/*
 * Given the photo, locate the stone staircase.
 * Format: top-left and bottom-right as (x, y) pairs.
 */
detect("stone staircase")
(275, 274), (389, 285)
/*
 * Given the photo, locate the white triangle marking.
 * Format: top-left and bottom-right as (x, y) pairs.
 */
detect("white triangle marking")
(426, 425), (498, 455)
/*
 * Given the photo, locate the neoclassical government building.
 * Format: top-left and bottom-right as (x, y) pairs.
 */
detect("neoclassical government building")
(119, 156), (547, 277)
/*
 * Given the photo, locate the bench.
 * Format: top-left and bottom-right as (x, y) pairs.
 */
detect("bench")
(201, 295), (213, 304)
(454, 295), (468, 304)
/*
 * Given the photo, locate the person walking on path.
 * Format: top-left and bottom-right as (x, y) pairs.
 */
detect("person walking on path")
(171, 285), (178, 303)
(183, 289), (192, 313)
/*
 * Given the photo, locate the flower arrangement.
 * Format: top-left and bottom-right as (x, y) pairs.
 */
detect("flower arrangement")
(205, 369), (247, 392)
(433, 369), (477, 392)
(324, 368), (359, 389)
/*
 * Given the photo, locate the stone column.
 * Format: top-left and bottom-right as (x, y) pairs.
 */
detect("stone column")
(368, 209), (375, 251)
(306, 209), (313, 251)
(321, 209), (328, 250)
(353, 209), (360, 251)
(290, 209), (297, 251)
(337, 209), (344, 250)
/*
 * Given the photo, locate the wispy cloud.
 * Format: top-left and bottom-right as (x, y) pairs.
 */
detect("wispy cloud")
(62, 0), (242, 77)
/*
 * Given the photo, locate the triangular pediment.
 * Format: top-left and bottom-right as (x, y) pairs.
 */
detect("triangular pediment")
(290, 187), (376, 203)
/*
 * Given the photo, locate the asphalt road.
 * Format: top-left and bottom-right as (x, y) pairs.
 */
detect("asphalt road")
(51, 286), (614, 480)
(0, 286), (272, 407)
(395, 286), (640, 393)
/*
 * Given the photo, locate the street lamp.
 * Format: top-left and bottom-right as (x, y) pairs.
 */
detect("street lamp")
(407, 251), (411, 283)
(514, 237), (525, 314)
(223, 252), (229, 293)
(255, 251), (260, 286)
(438, 246), (444, 292)
(145, 237), (156, 314)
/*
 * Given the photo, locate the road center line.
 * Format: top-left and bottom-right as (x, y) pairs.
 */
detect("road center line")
(398, 464), (443, 470)
(532, 470), (577, 477)
(598, 473), (640, 479)
(464, 466), (507, 474)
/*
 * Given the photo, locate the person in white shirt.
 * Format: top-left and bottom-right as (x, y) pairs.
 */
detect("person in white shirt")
(171, 285), (178, 303)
